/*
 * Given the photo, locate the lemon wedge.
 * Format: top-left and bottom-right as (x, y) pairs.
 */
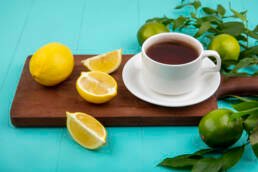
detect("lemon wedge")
(66, 112), (107, 150)
(81, 49), (122, 74)
(76, 71), (117, 104)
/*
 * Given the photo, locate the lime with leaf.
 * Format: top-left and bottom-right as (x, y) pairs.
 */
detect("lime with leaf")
(150, 0), (258, 171)
(198, 109), (243, 148)
(209, 34), (240, 62)
(137, 22), (169, 45)
(139, 0), (258, 77)
(158, 96), (258, 171)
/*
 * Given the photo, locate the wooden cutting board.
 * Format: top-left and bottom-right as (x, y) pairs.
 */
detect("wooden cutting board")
(10, 55), (258, 127)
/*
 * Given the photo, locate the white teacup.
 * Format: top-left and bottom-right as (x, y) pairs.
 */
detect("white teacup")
(141, 32), (221, 95)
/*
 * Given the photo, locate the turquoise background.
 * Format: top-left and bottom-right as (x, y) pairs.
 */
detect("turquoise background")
(0, 0), (257, 171)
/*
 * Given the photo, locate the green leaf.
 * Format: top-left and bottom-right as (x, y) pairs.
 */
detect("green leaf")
(219, 22), (245, 36)
(206, 34), (215, 40)
(193, 1), (201, 10)
(146, 17), (174, 26)
(231, 57), (258, 73)
(217, 4), (226, 16)
(158, 148), (216, 169)
(194, 22), (211, 38)
(249, 126), (258, 158)
(209, 26), (221, 34)
(253, 25), (258, 32)
(230, 8), (247, 22)
(194, 148), (215, 156)
(196, 16), (221, 26)
(175, 3), (189, 9)
(231, 95), (254, 102)
(191, 12), (197, 19)
(231, 107), (258, 120)
(253, 71), (258, 76)
(175, 4), (187, 9)
(244, 114), (258, 134)
(202, 7), (217, 14)
(175, 1), (201, 10)
(240, 10), (248, 16)
(232, 101), (258, 111)
(192, 158), (222, 172)
(246, 29), (258, 40)
(239, 43), (249, 50)
(241, 45), (258, 56)
(223, 71), (250, 77)
(158, 154), (201, 169)
(172, 16), (188, 30)
(220, 146), (245, 169)
(175, 2), (193, 9)
(236, 35), (248, 41)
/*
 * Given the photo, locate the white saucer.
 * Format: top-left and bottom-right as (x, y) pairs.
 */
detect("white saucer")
(122, 53), (221, 107)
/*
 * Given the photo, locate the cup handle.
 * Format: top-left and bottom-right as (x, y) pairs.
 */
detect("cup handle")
(201, 50), (221, 74)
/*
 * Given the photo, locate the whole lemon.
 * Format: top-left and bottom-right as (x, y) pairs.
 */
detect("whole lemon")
(29, 42), (74, 86)
(208, 34), (240, 62)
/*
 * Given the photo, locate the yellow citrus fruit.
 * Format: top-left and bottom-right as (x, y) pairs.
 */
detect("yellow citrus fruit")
(137, 22), (169, 45)
(208, 34), (240, 62)
(81, 49), (122, 74)
(29, 42), (74, 86)
(66, 112), (107, 150)
(76, 71), (117, 104)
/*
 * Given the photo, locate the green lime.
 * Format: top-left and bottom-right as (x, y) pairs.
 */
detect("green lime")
(198, 109), (243, 148)
(208, 34), (240, 62)
(137, 22), (169, 45)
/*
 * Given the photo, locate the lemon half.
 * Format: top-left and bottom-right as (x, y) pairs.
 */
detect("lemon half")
(76, 71), (117, 104)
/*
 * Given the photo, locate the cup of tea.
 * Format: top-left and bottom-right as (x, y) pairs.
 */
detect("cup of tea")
(141, 32), (221, 95)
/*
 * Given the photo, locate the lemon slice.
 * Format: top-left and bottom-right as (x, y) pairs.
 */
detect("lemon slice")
(76, 71), (117, 104)
(81, 49), (122, 74)
(66, 112), (107, 150)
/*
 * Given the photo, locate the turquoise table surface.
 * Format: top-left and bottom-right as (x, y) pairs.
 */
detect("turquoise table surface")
(0, 0), (257, 171)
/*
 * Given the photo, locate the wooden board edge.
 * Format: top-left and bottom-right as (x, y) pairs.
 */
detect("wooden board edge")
(11, 115), (201, 127)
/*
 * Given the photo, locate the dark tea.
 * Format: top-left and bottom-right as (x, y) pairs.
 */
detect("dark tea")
(146, 41), (199, 65)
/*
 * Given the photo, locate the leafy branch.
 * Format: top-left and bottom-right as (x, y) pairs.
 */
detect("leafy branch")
(158, 96), (258, 172)
(145, 0), (258, 77)
(159, 146), (245, 172)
